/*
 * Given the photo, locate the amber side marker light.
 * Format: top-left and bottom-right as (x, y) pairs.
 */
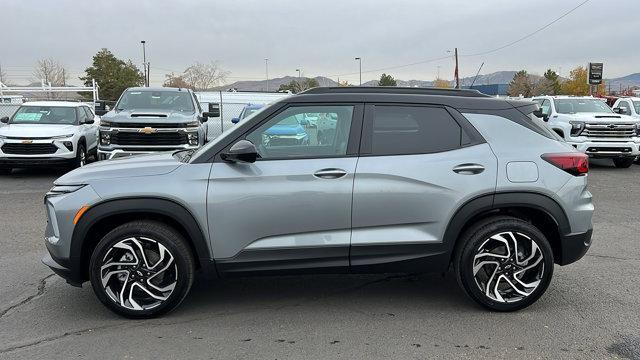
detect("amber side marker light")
(73, 205), (90, 225)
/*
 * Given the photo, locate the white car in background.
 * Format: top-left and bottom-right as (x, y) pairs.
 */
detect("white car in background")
(0, 101), (99, 174)
(612, 97), (640, 119)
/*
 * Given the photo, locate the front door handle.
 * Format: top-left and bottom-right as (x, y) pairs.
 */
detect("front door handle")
(314, 168), (347, 179)
(453, 163), (485, 175)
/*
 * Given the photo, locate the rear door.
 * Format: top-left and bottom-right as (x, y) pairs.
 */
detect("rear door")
(350, 104), (497, 271)
(208, 103), (363, 274)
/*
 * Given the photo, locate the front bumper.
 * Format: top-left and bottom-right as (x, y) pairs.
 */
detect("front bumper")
(42, 253), (82, 287)
(568, 139), (640, 158)
(558, 229), (593, 266)
(0, 138), (76, 166)
(98, 145), (199, 160)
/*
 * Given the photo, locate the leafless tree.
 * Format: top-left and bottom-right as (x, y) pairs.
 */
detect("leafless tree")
(33, 58), (68, 86)
(530, 78), (555, 96)
(182, 61), (229, 91)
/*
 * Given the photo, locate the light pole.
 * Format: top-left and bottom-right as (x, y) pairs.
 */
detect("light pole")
(296, 68), (302, 79)
(355, 57), (362, 85)
(265, 58), (269, 92)
(141, 40), (148, 87)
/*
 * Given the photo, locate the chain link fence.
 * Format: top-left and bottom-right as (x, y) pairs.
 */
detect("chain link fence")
(196, 91), (292, 140)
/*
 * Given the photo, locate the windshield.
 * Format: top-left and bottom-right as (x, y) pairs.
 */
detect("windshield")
(633, 101), (640, 114)
(10, 106), (77, 125)
(116, 90), (194, 112)
(241, 107), (262, 119)
(554, 99), (613, 114)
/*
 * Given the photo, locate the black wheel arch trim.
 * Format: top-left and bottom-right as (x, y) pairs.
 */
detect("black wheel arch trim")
(443, 190), (572, 259)
(68, 197), (214, 281)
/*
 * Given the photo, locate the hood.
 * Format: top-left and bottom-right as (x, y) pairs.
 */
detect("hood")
(265, 123), (305, 136)
(55, 152), (182, 184)
(561, 113), (638, 124)
(0, 124), (78, 138)
(102, 109), (196, 124)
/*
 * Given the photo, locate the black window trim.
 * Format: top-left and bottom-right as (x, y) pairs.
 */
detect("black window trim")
(359, 102), (485, 157)
(211, 102), (365, 163)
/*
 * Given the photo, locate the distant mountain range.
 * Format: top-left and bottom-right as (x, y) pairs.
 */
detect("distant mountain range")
(216, 71), (640, 91)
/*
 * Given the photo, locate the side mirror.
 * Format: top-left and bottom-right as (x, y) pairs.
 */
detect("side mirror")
(532, 109), (549, 122)
(299, 118), (309, 126)
(221, 140), (258, 163)
(208, 103), (221, 117)
(231, 117), (240, 124)
(613, 107), (627, 114)
(85, 119), (95, 125)
(198, 115), (209, 123)
(0, 117), (8, 124)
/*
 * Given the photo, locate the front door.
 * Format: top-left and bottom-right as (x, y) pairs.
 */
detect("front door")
(208, 104), (363, 274)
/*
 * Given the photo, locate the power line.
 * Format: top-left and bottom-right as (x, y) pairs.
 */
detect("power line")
(460, 0), (591, 57)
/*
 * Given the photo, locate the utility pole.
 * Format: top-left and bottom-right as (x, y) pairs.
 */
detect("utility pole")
(454, 48), (460, 89)
(62, 69), (66, 86)
(296, 68), (301, 79)
(355, 57), (362, 85)
(141, 40), (148, 87)
(437, 65), (441, 79)
(265, 58), (269, 92)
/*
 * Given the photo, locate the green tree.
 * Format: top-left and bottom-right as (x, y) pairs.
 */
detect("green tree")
(378, 73), (397, 86)
(507, 70), (532, 97)
(277, 78), (319, 93)
(80, 48), (144, 101)
(433, 78), (451, 88)
(543, 69), (561, 95)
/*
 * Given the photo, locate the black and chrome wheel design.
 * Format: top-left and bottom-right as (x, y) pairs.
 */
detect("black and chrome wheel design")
(90, 221), (195, 318)
(472, 231), (544, 303)
(455, 216), (554, 312)
(100, 237), (177, 311)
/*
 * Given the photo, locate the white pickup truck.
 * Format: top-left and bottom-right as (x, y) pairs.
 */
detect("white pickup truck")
(532, 96), (640, 168)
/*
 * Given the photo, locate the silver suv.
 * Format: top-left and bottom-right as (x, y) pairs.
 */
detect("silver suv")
(42, 87), (594, 318)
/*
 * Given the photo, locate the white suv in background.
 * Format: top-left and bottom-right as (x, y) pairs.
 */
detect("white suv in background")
(0, 101), (99, 174)
(532, 96), (640, 168)
(612, 97), (640, 119)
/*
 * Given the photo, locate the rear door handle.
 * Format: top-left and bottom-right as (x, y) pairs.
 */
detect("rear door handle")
(453, 163), (485, 175)
(314, 168), (347, 179)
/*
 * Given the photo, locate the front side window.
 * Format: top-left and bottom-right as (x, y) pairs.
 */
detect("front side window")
(633, 101), (640, 115)
(369, 106), (461, 156)
(554, 99), (613, 114)
(245, 105), (354, 159)
(540, 99), (551, 115)
(10, 106), (77, 125)
(116, 90), (195, 112)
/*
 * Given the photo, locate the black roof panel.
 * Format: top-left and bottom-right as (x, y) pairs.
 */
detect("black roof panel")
(301, 87), (490, 98)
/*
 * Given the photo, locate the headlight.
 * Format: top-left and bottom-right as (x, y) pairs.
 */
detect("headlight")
(100, 131), (111, 145)
(187, 132), (198, 145)
(569, 121), (584, 136)
(0, 135), (6, 139)
(635, 123), (640, 136)
(186, 121), (199, 127)
(100, 121), (112, 128)
(46, 184), (86, 197)
(51, 134), (74, 139)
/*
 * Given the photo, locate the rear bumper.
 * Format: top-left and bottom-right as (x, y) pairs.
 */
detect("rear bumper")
(558, 229), (592, 266)
(42, 253), (83, 287)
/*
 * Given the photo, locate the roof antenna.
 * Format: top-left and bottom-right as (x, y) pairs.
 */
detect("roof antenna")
(469, 62), (485, 88)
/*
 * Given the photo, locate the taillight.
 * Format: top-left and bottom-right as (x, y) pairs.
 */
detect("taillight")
(541, 153), (589, 176)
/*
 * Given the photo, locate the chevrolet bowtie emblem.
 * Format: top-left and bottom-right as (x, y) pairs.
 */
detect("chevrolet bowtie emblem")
(138, 127), (157, 134)
(21, 140), (33, 144)
(607, 124), (616, 129)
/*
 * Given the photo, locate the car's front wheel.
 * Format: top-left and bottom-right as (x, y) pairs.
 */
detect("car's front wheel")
(89, 221), (195, 318)
(73, 144), (87, 169)
(454, 216), (554, 311)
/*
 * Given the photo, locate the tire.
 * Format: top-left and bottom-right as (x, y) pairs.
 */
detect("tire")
(454, 216), (554, 312)
(89, 221), (195, 318)
(613, 157), (634, 168)
(73, 143), (87, 169)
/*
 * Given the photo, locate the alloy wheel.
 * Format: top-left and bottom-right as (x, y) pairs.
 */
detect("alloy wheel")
(79, 149), (86, 167)
(472, 231), (544, 303)
(99, 237), (178, 311)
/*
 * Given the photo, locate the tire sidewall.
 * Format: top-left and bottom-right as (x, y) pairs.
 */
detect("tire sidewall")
(89, 222), (194, 318)
(75, 144), (86, 168)
(458, 218), (554, 312)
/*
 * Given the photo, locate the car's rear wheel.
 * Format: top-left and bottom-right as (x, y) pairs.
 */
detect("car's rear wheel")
(89, 221), (195, 318)
(454, 216), (554, 311)
(613, 157), (635, 168)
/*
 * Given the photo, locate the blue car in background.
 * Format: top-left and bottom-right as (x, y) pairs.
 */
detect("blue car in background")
(263, 115), (309, 147)
(232, 104), (265, 124)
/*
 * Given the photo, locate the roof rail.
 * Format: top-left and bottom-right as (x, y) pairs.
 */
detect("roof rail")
(300, 87), (490, 97)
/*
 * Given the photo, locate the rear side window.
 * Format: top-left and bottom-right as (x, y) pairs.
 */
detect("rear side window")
(370, 106), (461, 155)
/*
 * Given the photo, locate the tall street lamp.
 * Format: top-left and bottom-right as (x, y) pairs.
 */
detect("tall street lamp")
(355, 57), (362, 85)
(265, 58), (269, 92)
(141, 40), (148, 87)
(296, 68), (301, 79)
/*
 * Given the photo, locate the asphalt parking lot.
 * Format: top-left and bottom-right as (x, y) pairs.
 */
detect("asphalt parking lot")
(0, 160), (639, 360)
